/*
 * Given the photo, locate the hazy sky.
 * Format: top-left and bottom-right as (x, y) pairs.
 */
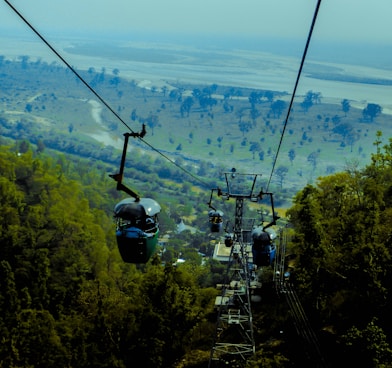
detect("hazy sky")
(1, 0), (391, 45)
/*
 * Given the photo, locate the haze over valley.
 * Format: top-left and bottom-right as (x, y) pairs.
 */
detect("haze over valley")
(1, 30), (392, 200)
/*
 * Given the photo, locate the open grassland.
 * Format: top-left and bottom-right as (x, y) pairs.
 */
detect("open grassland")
(1, 52), (391, 197)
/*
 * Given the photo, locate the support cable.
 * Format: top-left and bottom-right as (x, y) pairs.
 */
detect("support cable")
(4, 0), (135, 134)
(4, 0), (211, 189)
(266, 0), (322, 191)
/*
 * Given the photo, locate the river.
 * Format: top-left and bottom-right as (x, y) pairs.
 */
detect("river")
(2, 34), (392, 112)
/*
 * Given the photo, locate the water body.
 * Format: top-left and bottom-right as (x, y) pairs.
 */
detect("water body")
(1, 33), (392, 112)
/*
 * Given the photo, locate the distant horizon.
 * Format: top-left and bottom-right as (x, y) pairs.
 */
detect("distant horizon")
(1, 28), (391, 111)
(1, 27), (392, 72)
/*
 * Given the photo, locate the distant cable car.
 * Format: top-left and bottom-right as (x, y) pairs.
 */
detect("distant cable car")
(208, 210), (223, 232)
(251, 226), (276, 267)
(114, 197), (161, 263)
(224, 233), (234, 247)
(110, 127), (161, 263)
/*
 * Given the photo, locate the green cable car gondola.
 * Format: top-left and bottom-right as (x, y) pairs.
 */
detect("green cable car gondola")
(114, 197), (161, 263)
(208, 209), (224, 232)
(110, 126), (161, 263)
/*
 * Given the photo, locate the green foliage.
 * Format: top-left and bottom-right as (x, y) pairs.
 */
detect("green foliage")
(247, 348), (290, 368)
(0, 145), (214, 367)
(287, 134), (392, 366)
(341, 318), (392, 368)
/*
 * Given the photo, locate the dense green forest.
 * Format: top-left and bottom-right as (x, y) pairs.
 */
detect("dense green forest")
(287, 132), (392, 367)
(0, 141), (219, 368)
(1, 132), (392, 367)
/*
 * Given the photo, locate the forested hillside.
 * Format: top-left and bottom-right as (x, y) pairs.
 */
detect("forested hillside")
(2, 134), (392, 367)
(287, 132), (392, 367)
(0, 142), (220, 368)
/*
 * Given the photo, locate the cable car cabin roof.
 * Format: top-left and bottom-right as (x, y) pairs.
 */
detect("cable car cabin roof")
(114, 198), (161, 219)
(265, 227), (277, 240)
(208, 210), (223, 217)
(252, 226), (277, 240)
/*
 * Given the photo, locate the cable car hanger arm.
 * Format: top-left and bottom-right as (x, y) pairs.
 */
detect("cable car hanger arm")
(109, 126), (146, 201)
(261, 191), (280, 230)
(207, 187), (224, 211)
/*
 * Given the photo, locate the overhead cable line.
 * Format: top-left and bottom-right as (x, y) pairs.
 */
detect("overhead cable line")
(4, 0), (211, 189)
(4, 0), (135, 134)
(266, 0), (322, 192)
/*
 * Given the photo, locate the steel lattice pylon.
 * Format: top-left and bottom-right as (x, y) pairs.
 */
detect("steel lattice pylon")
(208, 200), (255, 367)
(208, 171), (265, 367)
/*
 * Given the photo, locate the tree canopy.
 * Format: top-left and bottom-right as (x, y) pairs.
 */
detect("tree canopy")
(287, 133), (392, 367)
(2, 132), (392, 367)
(0, 145), (216, 368)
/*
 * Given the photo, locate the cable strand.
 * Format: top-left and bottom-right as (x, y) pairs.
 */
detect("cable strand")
(4, 0), (136, 134)
(5, 0), (322, 192)
(266, 0), (322, 191)
(4, 0), (212, 189)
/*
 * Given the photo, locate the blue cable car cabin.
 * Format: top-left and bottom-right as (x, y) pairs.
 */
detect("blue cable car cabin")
(114, 197), (161, 263)
(251, 227), (276, 267)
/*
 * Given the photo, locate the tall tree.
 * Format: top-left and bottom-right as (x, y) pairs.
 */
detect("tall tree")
(238, 120), (252, 136)
(288, 148), (296, 165)
(180, 97), (194, 117)
(146, 113), (159, 135)
(275, 165), (289, 189)
(307, 151), (319, 171)
(341, 98), (351, 116)
(362, 103), (382, 122)
(270, 99), (287, 118)
(249, 141), (261, 159)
